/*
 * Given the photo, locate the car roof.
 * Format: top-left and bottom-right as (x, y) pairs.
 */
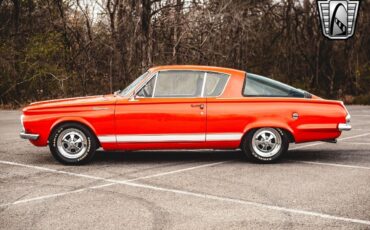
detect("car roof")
(148, 65), (246, 76)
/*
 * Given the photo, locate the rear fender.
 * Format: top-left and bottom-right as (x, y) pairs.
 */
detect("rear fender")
(243, 121), (295, 140)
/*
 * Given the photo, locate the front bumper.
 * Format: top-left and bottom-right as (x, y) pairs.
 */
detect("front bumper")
(20, 131), (39, 140)
(338, 123), (351, 131)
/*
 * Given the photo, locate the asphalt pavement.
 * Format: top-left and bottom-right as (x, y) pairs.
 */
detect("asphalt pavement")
(0, 106), (370, 229)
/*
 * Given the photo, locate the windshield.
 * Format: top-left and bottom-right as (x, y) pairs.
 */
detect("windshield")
(120, 72), (149, 96)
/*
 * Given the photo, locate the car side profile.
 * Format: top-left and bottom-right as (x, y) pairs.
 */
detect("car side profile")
(20, 65), (351, 164)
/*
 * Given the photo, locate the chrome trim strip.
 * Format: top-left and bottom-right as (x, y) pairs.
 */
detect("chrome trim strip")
(206, 133), (243, 141)
(338, 123), (351, 131)
(116, 134), (205, 143)
(152, 73), (159, 98)
(20, 132), (39, 140)
(98, 135), (117, 143)
(97, 133), (243, 143)
(92, 107), (110, 111)
(201, 72), (207, 97)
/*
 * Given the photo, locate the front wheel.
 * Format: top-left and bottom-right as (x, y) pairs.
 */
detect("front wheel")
(242, 128), (289, 163)
(49, 123), (97, 165)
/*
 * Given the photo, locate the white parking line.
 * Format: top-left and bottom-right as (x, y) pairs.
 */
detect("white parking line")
(340, 142), (370, 145)
(1, 160), (370, 226)
(118, 181), (370, 226)
(290, 133), (370, 150)
(293, 161), (370, 170)
(0, 160), (228, 207)
(1, 183), (116, 206)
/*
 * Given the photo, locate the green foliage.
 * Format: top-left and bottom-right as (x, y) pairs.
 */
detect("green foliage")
(25, 32), (64, 61)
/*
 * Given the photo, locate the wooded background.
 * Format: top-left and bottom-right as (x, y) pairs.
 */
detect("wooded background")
(0, 0), (369, 107)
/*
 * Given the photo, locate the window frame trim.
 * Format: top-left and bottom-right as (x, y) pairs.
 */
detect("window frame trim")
(135, 70), (230, 99)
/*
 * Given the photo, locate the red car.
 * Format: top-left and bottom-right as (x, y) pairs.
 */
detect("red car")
(20, 65), (351, 164)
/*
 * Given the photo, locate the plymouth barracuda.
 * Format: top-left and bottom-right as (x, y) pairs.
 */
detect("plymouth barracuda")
(20, 65), (351, 164)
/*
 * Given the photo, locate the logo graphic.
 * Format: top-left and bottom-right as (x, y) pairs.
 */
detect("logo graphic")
(317, 0), (360, 39)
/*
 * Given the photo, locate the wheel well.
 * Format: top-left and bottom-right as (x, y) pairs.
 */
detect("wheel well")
(241, 127), (295, 145)
(49, 121), (101, 147)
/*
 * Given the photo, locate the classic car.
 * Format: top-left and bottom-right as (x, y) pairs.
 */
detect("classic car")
(20, 65), (351, 164)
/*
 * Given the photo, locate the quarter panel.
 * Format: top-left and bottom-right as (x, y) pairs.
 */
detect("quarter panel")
(206, 98), (346, 145)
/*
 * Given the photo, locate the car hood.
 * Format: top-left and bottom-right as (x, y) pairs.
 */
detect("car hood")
(24, 95), (116, 111)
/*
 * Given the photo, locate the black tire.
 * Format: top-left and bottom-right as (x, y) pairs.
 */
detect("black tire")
(48, 123), (97, 165)
(241, 128), (289, 163)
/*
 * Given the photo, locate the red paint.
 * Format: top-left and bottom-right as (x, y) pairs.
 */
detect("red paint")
(22, 65), (348, 150)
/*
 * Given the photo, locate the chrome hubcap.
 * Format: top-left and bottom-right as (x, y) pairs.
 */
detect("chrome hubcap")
(252, 128), (282, 158)
(57, 128), (87, 159)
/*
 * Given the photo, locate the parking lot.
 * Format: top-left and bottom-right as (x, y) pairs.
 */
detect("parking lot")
(0, 106), (369, 229)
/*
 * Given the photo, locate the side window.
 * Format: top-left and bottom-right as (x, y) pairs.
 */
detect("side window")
(137, 75), (155, 97)
(154, 71), (204, 97)
(205, 72), (229, 97)
(243, 73), (305, 97)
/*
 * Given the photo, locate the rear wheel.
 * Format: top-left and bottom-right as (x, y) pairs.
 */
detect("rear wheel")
(49, 123), (97, 165)
(242, 128), (289, 163)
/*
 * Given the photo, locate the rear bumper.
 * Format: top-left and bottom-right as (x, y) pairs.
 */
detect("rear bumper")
(20, 131), (39, 140)
(338, 123), (351, 131)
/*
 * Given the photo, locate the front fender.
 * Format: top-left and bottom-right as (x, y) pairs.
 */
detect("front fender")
(50, 117), (97, 135)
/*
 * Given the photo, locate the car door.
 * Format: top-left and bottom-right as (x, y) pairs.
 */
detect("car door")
(115, 70), (207, 150)
(203, 72), (244, 149)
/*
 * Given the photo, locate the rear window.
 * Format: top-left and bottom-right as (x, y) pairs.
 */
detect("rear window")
(243, 73), (305, 98)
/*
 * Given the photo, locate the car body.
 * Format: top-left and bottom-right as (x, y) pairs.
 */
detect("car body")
(20, 65), (351, 164)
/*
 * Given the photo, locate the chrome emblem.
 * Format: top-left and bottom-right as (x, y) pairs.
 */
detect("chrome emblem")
(317, 0), (360, 40)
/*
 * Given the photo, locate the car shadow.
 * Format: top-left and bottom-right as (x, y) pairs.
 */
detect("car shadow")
(91, 148), (369, 165)
(93, 150), (244, 164)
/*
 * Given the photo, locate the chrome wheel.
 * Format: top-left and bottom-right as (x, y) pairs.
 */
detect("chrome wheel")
(57, 128), (87, 159)
(251, 128), (282, 158)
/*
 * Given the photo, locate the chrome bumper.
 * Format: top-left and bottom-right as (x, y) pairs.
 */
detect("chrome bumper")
(20, 132), (39, 140)
(338, 123), (351, 131)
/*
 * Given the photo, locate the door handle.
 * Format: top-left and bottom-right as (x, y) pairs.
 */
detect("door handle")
(191, 104), (204, 109)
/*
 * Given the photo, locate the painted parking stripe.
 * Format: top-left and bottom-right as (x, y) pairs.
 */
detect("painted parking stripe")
(1, 160), (370, 225)
(293, 161), (370, 170)
(0, 183), (117, 206)
(290, 133), (370, 150)
(119, 181), (370, 226)
(340, 142), (370, 145)
(0, 160), (229, 207)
